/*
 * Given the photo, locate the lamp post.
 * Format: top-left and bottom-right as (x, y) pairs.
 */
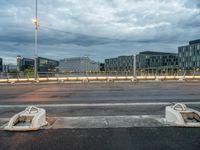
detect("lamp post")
(32, 0), (38, 79)
(133, 55), (136, 78)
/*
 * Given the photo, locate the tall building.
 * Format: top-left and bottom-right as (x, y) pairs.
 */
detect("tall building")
(0, 58), (2, 72)
(59, 57), (100, 72)
(105, 55), (134, 72)
(17, 56), (59, 72)
(136, 51), (178, 72)
(178, 39), (200, 70)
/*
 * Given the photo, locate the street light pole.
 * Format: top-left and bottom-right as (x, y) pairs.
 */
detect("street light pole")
(132, 54), (136, 80)
(33, 0), (38, 79)
(133, 55), (136, 78)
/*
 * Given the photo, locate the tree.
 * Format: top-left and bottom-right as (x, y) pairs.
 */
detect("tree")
(24, 68), (34, 77)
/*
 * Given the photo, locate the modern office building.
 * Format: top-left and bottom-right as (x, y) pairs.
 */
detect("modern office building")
(37, 57), (59, 72)
(105, 55), (134, 72)
(136, 51), (178, 72)
(99, 63), (105, 71)
(3, 64), (17, 73)
(17, 55), (34, 72)
(178, 39), (200, 70)
(59, 57), (100, 72)
(3, 64), (8, 73)
(0, 58), (2, 72)
(17, 55), (59, 72)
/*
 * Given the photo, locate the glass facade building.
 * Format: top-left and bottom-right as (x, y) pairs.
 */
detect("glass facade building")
(136, 51), (178, 71)
(17, 56), (59, 72)
(178, 39), (200, 70)
(59, 57), (100, 72)
(100, 63), (105, 71)
(0, 58), (2, 72)
(105, 52), (178, 73)
(37, 57), (59, 72)
(17, 55), (34, 72)
(105, 56), (134, 72)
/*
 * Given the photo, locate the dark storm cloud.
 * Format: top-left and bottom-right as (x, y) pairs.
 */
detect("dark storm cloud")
(0, 0), (200, 63)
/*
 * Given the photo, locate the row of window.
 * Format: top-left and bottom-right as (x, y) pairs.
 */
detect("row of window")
(179, 62), (200, 67)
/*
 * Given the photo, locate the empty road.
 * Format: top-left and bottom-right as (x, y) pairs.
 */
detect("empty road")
(1, 81), (200, 150)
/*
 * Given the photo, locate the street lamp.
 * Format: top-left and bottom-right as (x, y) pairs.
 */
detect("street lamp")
(32, 0), (38, 79)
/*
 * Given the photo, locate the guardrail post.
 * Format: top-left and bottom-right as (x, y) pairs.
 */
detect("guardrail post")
(27, 74), (29, 80)
(7, 73), (9, 80)
(193, 69), (195, 76)
(183, 71), (186, 80)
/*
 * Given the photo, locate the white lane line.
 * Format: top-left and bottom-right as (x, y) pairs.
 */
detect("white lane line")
(0, 102), (200, 108)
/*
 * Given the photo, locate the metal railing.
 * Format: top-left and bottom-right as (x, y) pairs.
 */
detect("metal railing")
(0, 71), (200, 83)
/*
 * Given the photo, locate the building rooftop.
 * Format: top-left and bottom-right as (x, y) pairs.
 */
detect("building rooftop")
(38, 57), (58, 62)
(189, 39), (200, 45)
(105, 55), (133, 60)
(60, 57), (90, 61)
(60, 57), (100, 64)
(139, 51), (177, 55)
(17, 56), (58, 62)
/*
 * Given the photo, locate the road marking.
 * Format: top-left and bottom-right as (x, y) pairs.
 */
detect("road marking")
(0, 102), (200, 108)
(50, 115), (166, 128)
(0, 115), (166, 129)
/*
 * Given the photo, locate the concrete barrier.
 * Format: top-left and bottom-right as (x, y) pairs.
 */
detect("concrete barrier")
(165, 103), (200, 127)
(4, 106), (48, 131)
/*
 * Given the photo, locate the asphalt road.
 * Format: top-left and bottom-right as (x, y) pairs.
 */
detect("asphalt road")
(0, 82), (200, 104)
(1, 82), (200, 117)
(0, 82), (200, 150)
(1, 128), (200, 150)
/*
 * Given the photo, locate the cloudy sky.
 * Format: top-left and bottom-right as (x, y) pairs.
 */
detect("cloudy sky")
(0, 0), (200, 64)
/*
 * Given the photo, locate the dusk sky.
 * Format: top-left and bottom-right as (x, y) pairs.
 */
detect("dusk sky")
(1, 0), (200, 64)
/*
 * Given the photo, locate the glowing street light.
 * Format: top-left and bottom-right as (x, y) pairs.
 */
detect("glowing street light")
(32, 17), (38, 26)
